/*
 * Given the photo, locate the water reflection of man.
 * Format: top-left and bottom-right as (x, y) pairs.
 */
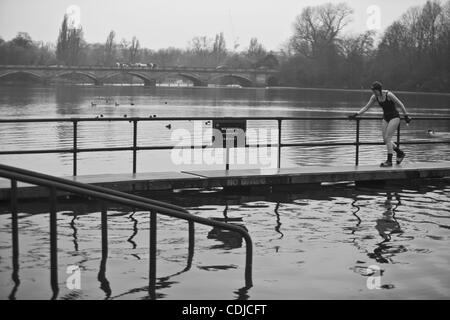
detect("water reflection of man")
(368, 192), (404, 264)
(207, 203), (246, 249)
(376, 192), (402, 241)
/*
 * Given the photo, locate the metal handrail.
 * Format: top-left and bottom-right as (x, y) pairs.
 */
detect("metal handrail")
(0, 163), (253, 299)
(1, 163), (189, 214)
(1, 116), (449, 174)
(2, 115), (450, 122)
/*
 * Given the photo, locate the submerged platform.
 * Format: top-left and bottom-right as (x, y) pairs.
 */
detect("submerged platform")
(0, 161), (449, 200)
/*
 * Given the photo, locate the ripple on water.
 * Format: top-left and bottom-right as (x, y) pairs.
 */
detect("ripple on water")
(0, 181), (449, 299)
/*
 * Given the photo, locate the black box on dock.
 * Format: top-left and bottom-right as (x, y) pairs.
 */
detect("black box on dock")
(212, 119), (247, 148)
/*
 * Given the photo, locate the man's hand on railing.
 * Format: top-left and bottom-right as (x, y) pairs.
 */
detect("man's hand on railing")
(348, 113), (359, 120)
(405, 115), (412, 125)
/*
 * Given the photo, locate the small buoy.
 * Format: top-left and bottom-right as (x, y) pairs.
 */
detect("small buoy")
(124, 114), (127, 118)
(164, 102), (167, 104)
(165, 124), (172, 129)
(130, 102), (135, 106)
(153, 115), (157, 118)
(100, 114), (104, 117)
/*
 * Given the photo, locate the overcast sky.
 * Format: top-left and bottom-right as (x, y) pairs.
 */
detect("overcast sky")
(0, 0), (432, 51)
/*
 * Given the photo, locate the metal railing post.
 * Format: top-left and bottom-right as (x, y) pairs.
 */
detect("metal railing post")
(225, 145), (230, 171)
(278, 119), (282, 169)
(73, 120), (78, 176)
(244, 232), (253, 288)
(49, 187), (58, 299)
(149, 210), (157, 299)
(98, 201), (111, 298)
(11, 179), (20, 290)
(355, 119), (360, 166)
(133, 120), (138, 174)
(188, 221), (194, 268)
(101, 202), (108, 253)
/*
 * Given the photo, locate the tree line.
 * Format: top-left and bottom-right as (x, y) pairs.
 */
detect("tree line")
(0, 16), (272, 70)
(0, 0), (448, 92)
(281, 0), (450, 92)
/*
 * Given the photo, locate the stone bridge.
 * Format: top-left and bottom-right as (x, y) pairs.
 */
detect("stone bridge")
(0, 65), (279, 87)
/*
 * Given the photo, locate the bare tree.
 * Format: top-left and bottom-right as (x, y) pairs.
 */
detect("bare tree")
(246, 37), (266, 62)
(374, 0), (450, 90)
(339, 31), (375, 58)
(56, 15), (69, 64)
(67, 27), (84, 65)
(189, 36), (212, 56)
(419, 1), (442, 56)
(338, 31), (375, 87)
(104, 30), (116, 66)
(119, 38), (129, 63)
(212, 32), (227, 64)
(56, 14), (84, 65)
(129, 36), (140, 63)
(188, 36), (213, 66)
(290, 3), (353, 58)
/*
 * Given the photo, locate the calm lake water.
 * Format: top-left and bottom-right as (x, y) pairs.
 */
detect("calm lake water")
(0, 181), (449, 299)
(0, 85), (449, 299)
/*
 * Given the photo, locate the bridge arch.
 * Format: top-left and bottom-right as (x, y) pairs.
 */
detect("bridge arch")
(176, 73), (205, 86)
(0, 71), (43, 82)
(55, 71), (100, 85)
(151, 72), (205, 87)
(209, 74), (253, 87)
(101, 71), (155, 85)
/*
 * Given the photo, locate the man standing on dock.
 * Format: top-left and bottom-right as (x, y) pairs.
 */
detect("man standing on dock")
(349, 81), (411, 167)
